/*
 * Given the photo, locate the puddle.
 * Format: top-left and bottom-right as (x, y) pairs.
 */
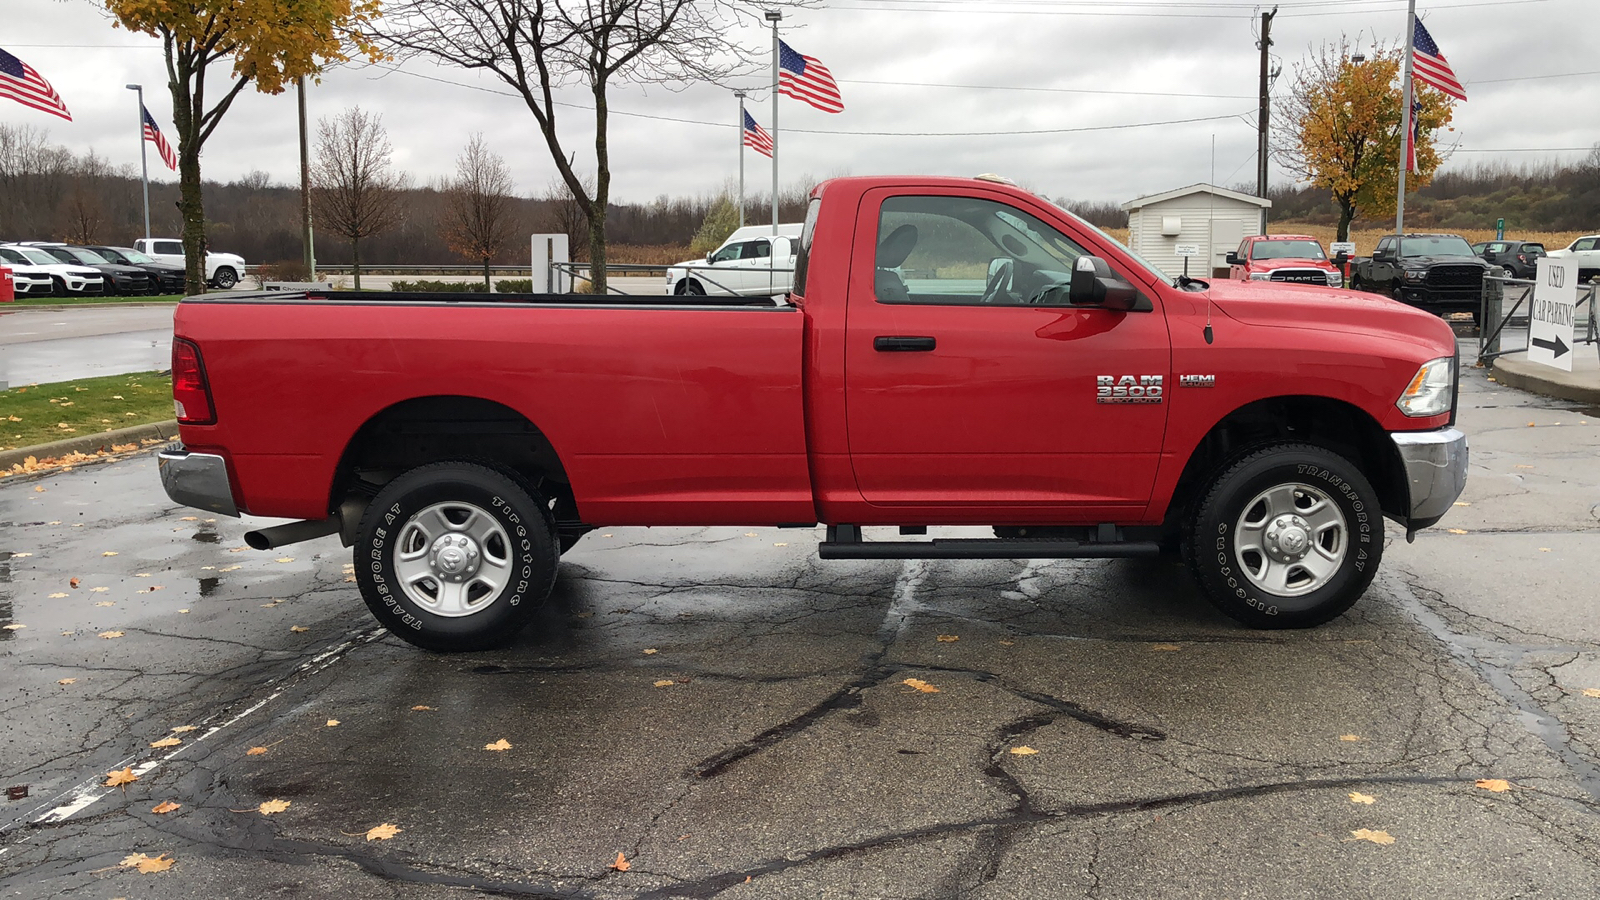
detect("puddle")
(197, 577), (220, 597)
(191, 531), (221, 544)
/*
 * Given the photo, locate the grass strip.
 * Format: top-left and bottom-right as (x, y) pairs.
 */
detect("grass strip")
(0, 371), (172, 451)
(6, 294), (183, 307)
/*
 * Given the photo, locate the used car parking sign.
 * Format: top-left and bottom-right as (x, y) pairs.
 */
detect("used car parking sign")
(1528, 256), (1578, 371)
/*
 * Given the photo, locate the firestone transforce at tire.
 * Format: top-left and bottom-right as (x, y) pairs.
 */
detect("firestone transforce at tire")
(1184, 443), (1382, 629)
(355, 462), (558, 652)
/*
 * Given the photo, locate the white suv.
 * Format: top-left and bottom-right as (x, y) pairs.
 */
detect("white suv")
(1545, 234), (1600, 283)
(0, 244), (104, 296)
(0, 247), (56, 296)
(132, 238), (247, 289)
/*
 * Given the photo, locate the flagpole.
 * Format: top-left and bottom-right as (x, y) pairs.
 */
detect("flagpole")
(766, 10), (781, 234)
(735, 91), (746, 229)
(124, 83), (151, 242)
(1396, 0), (1416, 236)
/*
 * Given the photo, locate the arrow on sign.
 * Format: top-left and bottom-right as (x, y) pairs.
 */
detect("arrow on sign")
(1532, 335), (1570, 358)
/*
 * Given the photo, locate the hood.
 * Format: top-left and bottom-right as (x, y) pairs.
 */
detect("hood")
(212, 252), (245, 263)
(1254, 257), (1336, 271)
(1398, 254), (1488, 267)
(1202, 279), (1455, 349)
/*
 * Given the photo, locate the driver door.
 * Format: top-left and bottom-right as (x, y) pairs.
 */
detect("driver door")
(843, 188), (1171, 518)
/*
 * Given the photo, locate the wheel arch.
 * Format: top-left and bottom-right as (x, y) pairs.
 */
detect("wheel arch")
(1160, 395), (1408, 536)
(329, 394), (585, 541)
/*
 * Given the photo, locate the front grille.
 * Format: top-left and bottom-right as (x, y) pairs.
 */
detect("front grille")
(1269, 269), (1327, 284)
(1426, 265), (1483, 289)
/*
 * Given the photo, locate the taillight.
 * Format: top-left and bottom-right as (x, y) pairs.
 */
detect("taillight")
(1517, 254), (1527, 262)
(171, 338), (215, 424)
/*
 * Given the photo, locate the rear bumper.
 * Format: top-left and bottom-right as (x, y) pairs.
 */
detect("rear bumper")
(157, 444), (240, 517)
(1391, 427), (1468, 530)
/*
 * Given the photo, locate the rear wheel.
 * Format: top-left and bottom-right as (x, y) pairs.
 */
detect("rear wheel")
(1184, 443), (1381, 629)
(355, 462), (558, 651)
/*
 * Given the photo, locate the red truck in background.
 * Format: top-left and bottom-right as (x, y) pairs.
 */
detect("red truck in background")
(158, 175), (1467, 652)
(1226, 234), (1345, 288)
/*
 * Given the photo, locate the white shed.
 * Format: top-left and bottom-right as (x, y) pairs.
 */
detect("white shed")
(1121, 184), (1271, 279)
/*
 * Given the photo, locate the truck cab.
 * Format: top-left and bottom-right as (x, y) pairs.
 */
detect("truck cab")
(1226, 234), (1343, 287)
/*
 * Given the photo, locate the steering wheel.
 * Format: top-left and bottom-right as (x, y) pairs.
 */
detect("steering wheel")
(980, 257), (1015, 304)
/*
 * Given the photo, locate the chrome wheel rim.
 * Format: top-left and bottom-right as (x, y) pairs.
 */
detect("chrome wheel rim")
(1233, 482), (1347, 598)
(393, 501), (512, 617)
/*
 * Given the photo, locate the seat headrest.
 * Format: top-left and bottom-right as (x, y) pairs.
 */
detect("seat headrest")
(877, 224), (919, 268)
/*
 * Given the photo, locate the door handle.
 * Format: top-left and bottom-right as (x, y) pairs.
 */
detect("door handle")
(874, 336), (936, 352)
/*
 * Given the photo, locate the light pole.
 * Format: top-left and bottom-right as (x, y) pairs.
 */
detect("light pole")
(766, 9), (781, 234)
(735, 90), (746, 229)
(125, 84), (151, 242)
(297, 76), (315, 278)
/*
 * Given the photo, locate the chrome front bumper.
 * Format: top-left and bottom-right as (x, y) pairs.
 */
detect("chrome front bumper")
(157, 444), (240, 517)
(1391, 427), (1468, 529)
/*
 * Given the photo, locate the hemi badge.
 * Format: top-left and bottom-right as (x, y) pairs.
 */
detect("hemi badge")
(1179, 375), (1216, 388)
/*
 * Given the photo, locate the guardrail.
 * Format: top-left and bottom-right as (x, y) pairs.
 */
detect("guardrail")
(550, 261), (793, 297)
(1478, 275), (1598, 365)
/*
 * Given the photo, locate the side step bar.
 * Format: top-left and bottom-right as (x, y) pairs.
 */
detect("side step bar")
(818, 525), (1160, 560)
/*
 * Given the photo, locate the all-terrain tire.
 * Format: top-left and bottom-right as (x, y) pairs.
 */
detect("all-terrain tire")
(355, 462), (558, 651)
(1183, 443), (1382, 629)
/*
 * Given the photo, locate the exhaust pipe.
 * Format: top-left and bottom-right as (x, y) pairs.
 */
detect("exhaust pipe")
(245, 517), (341, 551)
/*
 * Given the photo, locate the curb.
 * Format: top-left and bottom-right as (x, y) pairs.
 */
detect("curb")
(0, 420), (179, 471)
(1490, 354), (1600, 406)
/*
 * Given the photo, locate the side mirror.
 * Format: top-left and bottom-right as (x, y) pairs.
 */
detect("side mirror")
(1224, 252), (1242, 266)
(1069, 256), (1145, 312)
(706, 252), (715, 263)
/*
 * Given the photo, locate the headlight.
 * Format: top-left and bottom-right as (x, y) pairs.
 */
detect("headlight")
(1325, 271), (1343, 287)
(1402, 269), (1427, 282)
(1248, 272), (1271, 281)
(1396, 356), (1455, 417)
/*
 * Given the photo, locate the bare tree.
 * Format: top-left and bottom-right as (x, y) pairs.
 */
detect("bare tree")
(441, 134), (520, 289)
(59, 151), (121, 244)
(310, 107), (409, 289)
(373, 0), (804, 293)
(540, 175), (590, 263)
(0, 124), (72, 237)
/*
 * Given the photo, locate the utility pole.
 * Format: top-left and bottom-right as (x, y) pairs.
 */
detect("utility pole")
(1396, 0), (1417, 236)
(297, 76), (316, 278)
(1256, 5), (1277, 236)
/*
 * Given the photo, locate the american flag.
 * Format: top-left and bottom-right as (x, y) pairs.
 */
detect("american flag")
(143, 105), (178, 170)
(1411, 19), (1466, 102)
(743, 110), (773, 158)
(778, 40), (844, 114)
(1405, 100), (1421, 175)
(0, 47), (71, 121)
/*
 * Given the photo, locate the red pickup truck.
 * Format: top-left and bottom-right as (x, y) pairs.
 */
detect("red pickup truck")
(1226, 234), (1344, 287)
(158, 175), (1467, 651)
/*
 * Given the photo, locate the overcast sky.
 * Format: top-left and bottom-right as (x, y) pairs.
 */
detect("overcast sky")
(8, 0), (1598, 207)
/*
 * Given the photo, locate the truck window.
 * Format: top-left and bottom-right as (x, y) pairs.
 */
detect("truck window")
(873, 195), (1091, 306)
(743, 240), (772, 260)
(155, 241), (184, 255)
(709, 242), (744, 264)
(1250, 239), (1326, 261)
(1575, 238), (1597, 252)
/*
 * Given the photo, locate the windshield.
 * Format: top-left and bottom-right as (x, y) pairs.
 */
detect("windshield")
(1400, 235), (1475, 258)
(14, 247), (61, 265)
(71, 248), (111, 264)
(119, 248), (155, 264)
(1252, 240), (1326, 261)
(0, 248), (28, 265)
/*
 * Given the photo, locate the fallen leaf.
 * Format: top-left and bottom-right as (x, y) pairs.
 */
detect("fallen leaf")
(484, 738), (512, 751)
(1349, 829), (1395, 845)
(90, 586), (109, 593)
(34, 486), (45, 492)
(1348, 792), (1376, 805)
(290, 625), (309, 633)
(366, 822), (402, 841)
(745, 532), (758, 537)
(1453, 501), (1471, 507)
(1527, 422), (1536, 427)
(152, 801), (181, 814)
(171, 725), (197, 733)
(609, 852), (630, 872)
(1150, 643), (1182, 651)
(58, 678), (76, 685)
(48, 592), (67, 598)
(149, 737), (182, 749)
(1475, 778), (1512, 792)
(11, 552), (30, 558)
(178, 609), (190, 614)
(102, 551), (118, 557)
(123, 852), (175, 873)
(246, 747), (268, 756)
(653, 679), (676, 687)
(69, 577), (79, 588)
(276, 557), (294, 563)
(1582, 688), (1600, 699)
(258, 799), (291, 815)
(410, 705), (433, 711)
(773, 541), (788, 547)
(325, 718), (340, 727)
(100, 631), (125, 639)
(105, 767), (138, 788)
(1009, 746), (1039, 756)
(1446, 529), (1469, 535)
(902, 678), (940, 693)
(180, 516), (197, 521)
(228, 547), (246, 553)
(1, 623), (23, 631)
(936, 634), (959, 643)
(1339, 734), (1362, 742)
(219, 565), (241, 572)
(133, 573), (151, 577)
(344, 575), (356, 582)
(998, 639), (1015, 646)
(642, 648), (658, 655)
(95, 601), (115, 607)
(1515, 464), (1535, 469)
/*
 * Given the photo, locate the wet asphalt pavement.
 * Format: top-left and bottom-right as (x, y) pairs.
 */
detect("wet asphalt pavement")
(0, 307), (176, 386)
(2, 338), (1599, 898)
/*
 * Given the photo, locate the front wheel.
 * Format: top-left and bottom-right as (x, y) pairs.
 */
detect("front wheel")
(1184, 443), (1382, 629)
(212, 266), (238, 289)
(674, 279), (705, 296)
(355, 462), (559, 651)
